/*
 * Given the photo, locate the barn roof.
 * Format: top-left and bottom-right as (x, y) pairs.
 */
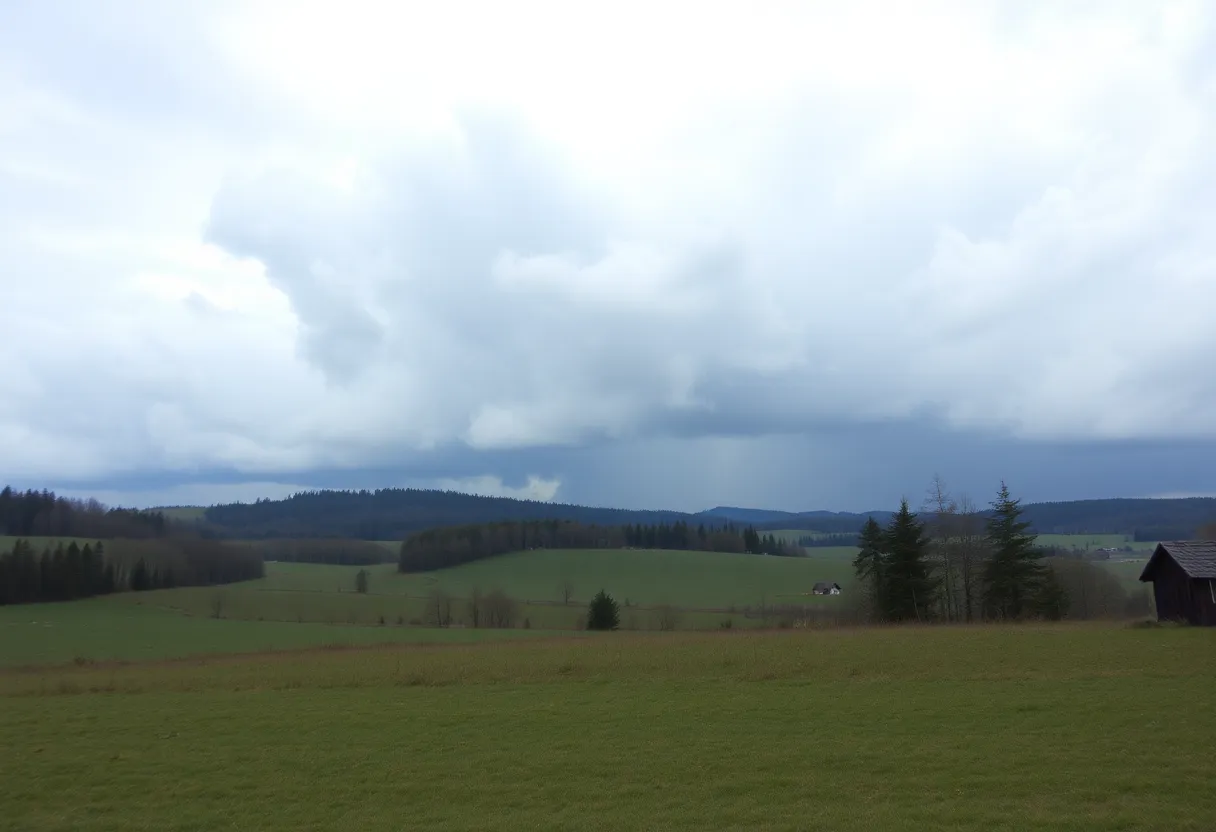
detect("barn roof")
(1139, 541), (1216, 582)
(812, 581), (840, 590)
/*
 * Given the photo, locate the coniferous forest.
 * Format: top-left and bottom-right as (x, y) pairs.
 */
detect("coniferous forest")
(399, 520), (798, 573)
(0, 487), (264, 606)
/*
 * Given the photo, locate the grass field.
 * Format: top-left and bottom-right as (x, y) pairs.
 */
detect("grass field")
(153, 506), (208, 522)
(0, 597), (561, 668)
(2, 624), (1212, 831)
(98, 550), (856, 634)
(1034, 533), (1157, 552)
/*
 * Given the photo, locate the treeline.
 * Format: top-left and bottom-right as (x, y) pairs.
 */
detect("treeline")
(248, 539), (395, 566)
(0, 540), (116, 604)
(203, 488), (694, 539)
(0, 487), (170, 539)
(399, 520), (798, 573)
(853, 478), (1152, 624)
(0, 537), (264, 605)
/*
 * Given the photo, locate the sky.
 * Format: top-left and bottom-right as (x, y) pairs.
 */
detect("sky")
(2, 0), (1215, 513)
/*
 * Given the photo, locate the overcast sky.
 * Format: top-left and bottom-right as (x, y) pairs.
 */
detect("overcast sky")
(3, 0), (1215, 512)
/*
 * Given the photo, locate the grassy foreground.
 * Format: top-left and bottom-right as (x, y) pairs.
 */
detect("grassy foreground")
(2, 624), (1212, 831)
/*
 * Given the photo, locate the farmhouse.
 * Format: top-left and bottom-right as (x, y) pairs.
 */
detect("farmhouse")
(812, 581), (841, 596)
(1138, 541), (1216, 626)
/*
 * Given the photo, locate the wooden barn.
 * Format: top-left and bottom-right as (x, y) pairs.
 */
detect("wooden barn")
(1138, 541), (1216, 626)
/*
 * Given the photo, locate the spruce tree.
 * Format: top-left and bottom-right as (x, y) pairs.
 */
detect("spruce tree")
(981, 482), (1044, 620)
(853, 517), (887, 619)
(130, 558), (150, 592)
(586, 590), (620, 631)
(882, 500), (937, 622)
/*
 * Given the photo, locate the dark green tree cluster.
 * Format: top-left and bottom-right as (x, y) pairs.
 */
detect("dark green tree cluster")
(0, 486), (170, 539)
(740, 527), (796, 555)
(0, 535), (264, 606)
(399, 519), (798, 573)
(852, 501), (939, 622)
(0, 540), (116, 604)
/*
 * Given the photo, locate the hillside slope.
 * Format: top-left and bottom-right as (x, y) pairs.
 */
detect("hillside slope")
(187, 489), (1216, 540)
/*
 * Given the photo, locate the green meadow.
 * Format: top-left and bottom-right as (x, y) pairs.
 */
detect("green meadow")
(0, 597), (557, 668)
(96, 549), (854, 638)
(2, 625), (1212, 831)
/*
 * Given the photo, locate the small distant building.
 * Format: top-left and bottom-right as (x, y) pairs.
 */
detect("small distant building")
(1139, 541), (1216, 626)
(812, 581), (842, 596)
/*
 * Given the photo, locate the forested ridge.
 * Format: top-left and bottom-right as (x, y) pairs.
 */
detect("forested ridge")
(194, 487), (1216, 540)
(203, 488), (692, 539)
(399, 520), (797, 572)
(1, 487), (172, 539)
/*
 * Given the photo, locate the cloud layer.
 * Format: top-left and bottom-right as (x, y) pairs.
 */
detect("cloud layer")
(2, 0), (1215, 509)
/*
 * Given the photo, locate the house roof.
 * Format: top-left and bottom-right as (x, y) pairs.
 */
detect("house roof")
(1140, 541), (1216, 582)
(812, 581), (840, 590)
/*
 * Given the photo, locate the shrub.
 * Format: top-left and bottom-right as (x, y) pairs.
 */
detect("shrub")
(586, 590), (620, 631)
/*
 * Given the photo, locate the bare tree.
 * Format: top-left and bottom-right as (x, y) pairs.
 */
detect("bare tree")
(426, 588), (453, 628)
(954, 494), (988, 622)
(560, 579), (574, 606)
(482, 589), (518, 628)
(210, 591), (225, 619)
(922, 474), (961, 621)
(654, 603), (681, 631)
(466, 587), (483, 628)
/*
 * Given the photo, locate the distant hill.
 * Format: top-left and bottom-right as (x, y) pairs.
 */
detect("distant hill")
(700, 506), (800, 524)
(200, 489), (695, 540)
(185, 488), (1216, 542)
(745, 497), (1216, 540)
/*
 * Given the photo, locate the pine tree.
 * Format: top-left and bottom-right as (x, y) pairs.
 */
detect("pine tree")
(586, 590), (620, 631)
(982, 482), (1044, 620)
(130, 558), (150, 592)
(882, 500), (938, 622)
(853, 517), (887, 619)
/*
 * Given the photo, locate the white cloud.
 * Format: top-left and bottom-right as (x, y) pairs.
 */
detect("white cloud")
(1, 0), (1215, 498)
(433, 475), (561, 503)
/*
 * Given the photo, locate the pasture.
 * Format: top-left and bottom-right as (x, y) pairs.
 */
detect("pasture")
(95, 549), (855, 635)
(0, 597), (557, 668)
(2, 624), (1212, 831)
